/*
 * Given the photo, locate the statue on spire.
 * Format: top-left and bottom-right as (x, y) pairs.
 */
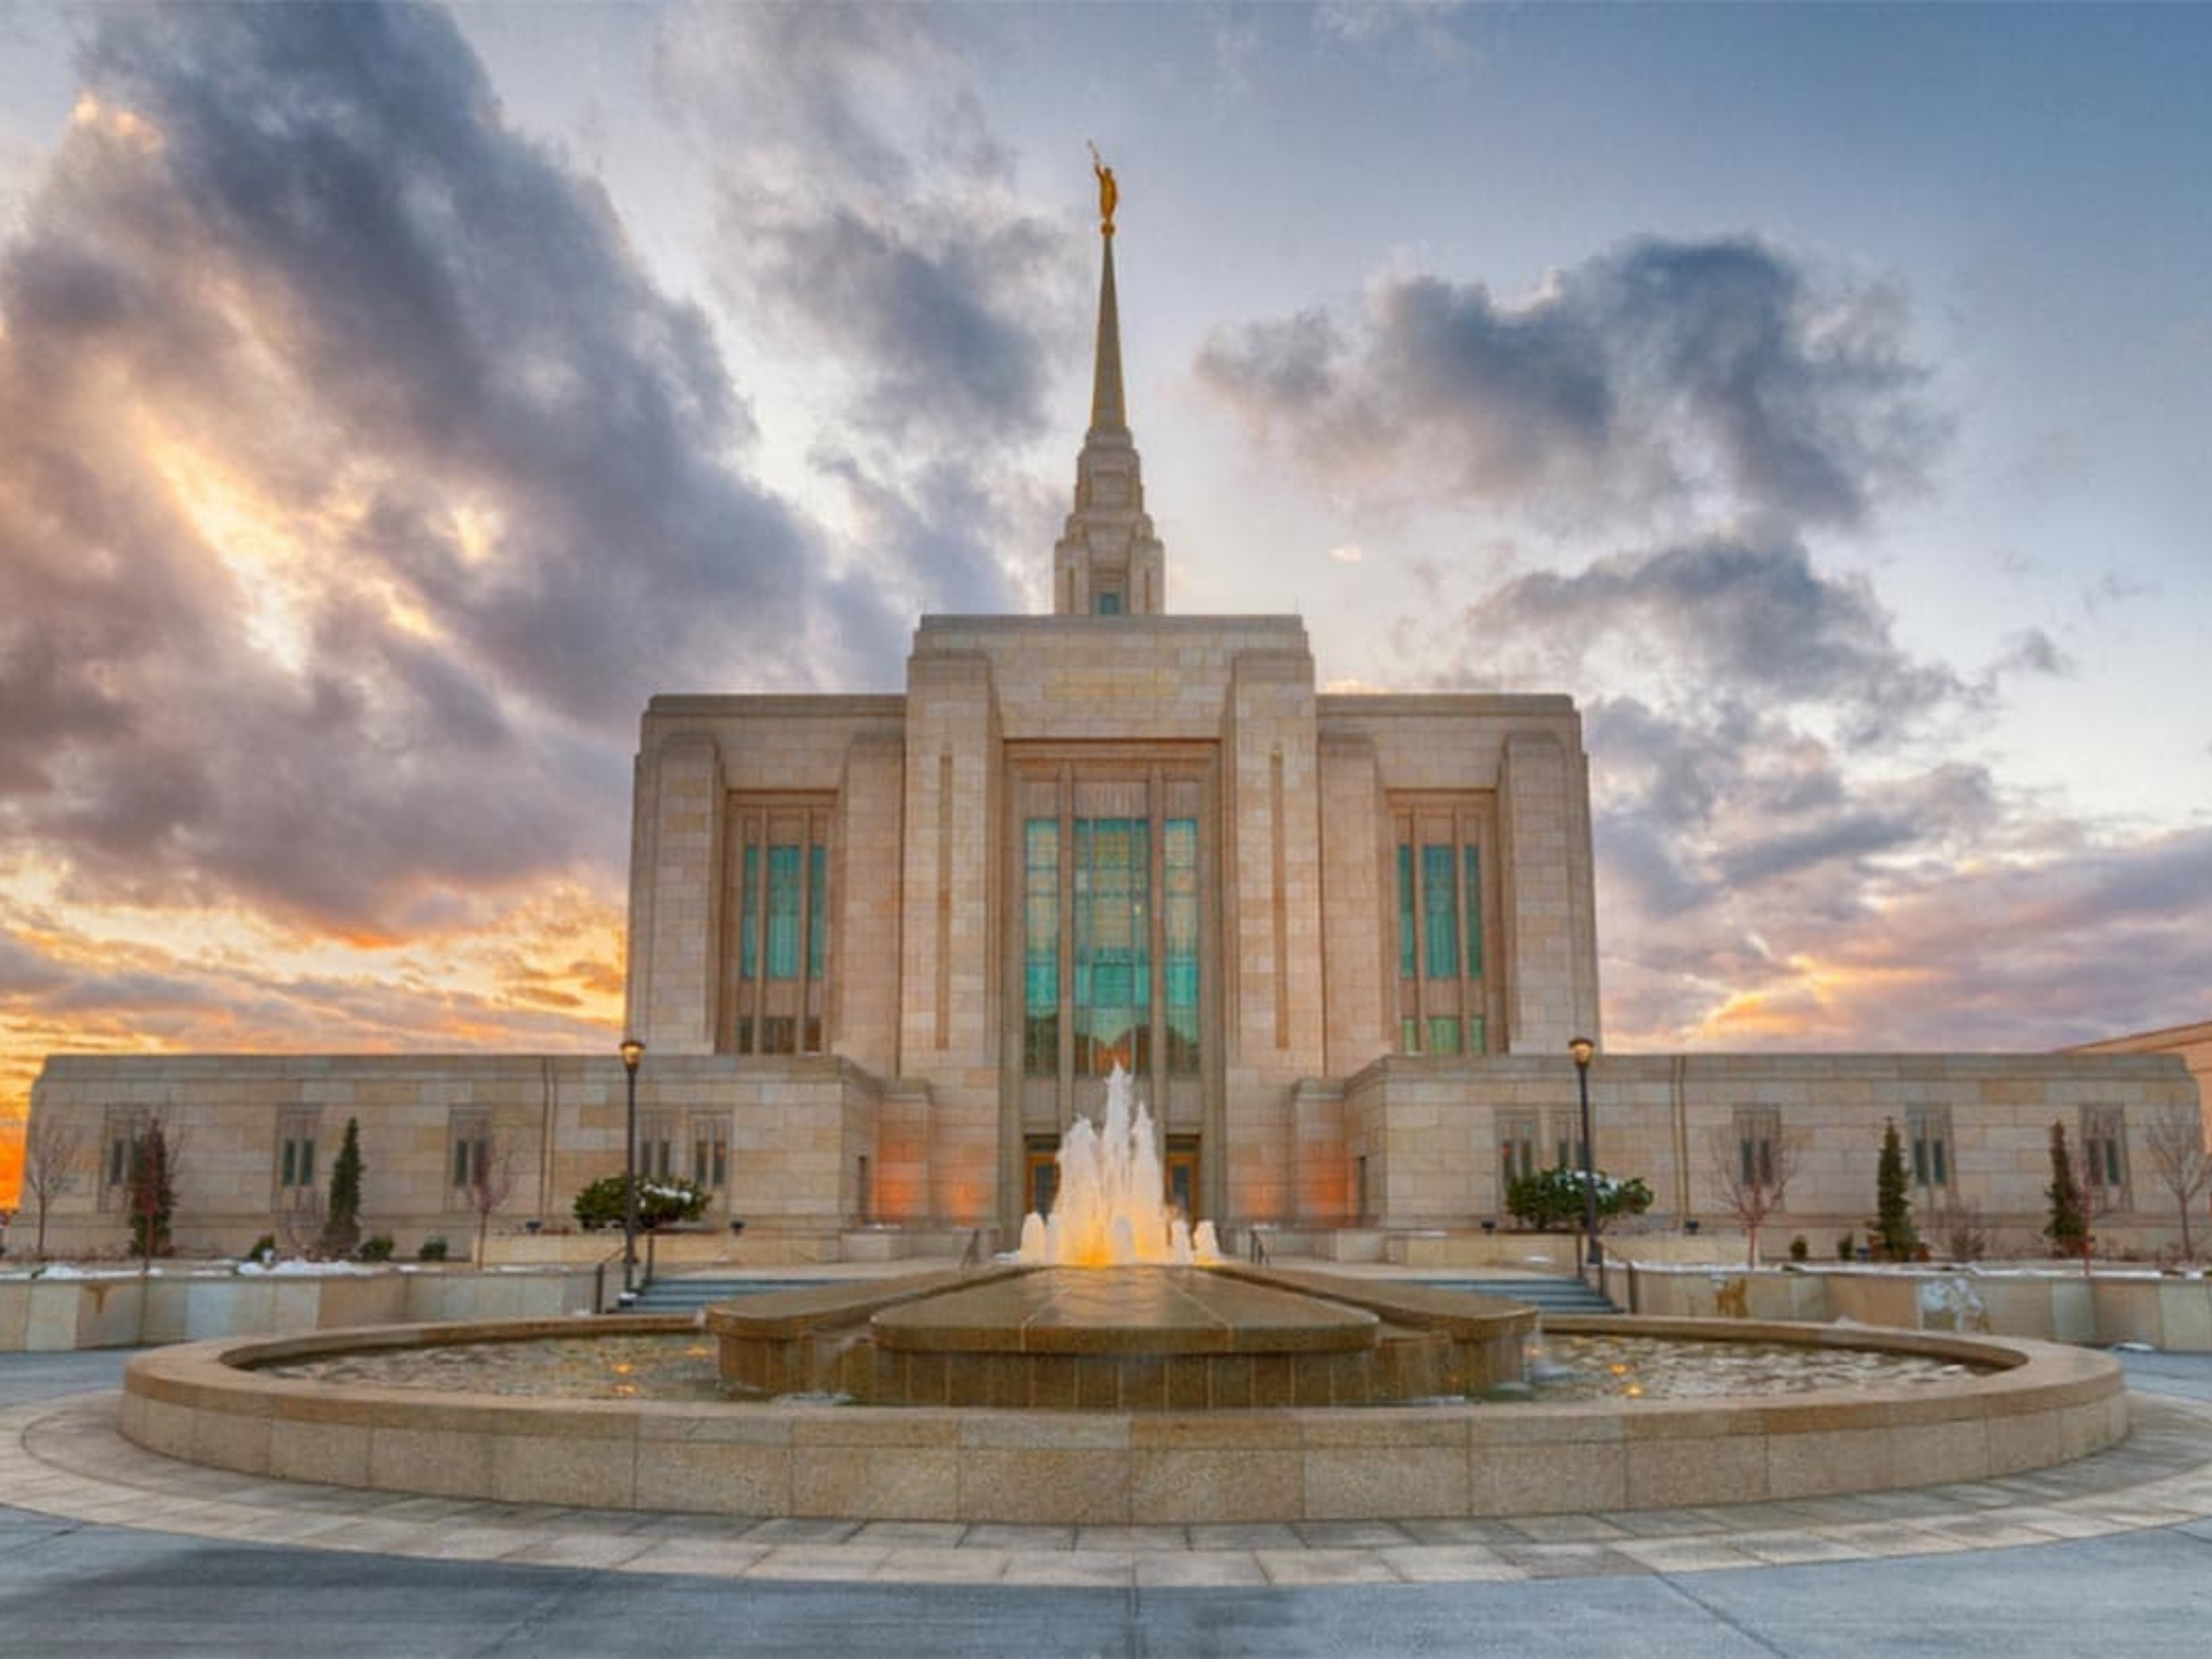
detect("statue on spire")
(1089, 141), (1117, 237)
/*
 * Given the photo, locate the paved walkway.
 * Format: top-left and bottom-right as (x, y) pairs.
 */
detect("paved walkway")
(2, 1349), (2209, 1655)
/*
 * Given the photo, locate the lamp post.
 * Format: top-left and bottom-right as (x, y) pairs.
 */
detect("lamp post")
(1570, 1036), (1599, 1282)
(620, 1037), (644, 1297)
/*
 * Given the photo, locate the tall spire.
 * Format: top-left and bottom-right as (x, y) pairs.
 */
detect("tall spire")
(1054, 149), (1164, 617)
(1089, 235), (1127, 435)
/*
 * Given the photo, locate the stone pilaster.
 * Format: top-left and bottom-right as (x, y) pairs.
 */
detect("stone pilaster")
(626, 732), (724, 1054)
(1499, 729), (1601, 1052)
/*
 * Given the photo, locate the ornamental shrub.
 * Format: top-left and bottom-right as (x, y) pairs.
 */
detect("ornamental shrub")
(572, 1173), (710, 1231)
(1504, 1166), (1654, 1233)
(2045, 1121), (2089, 1260)
(125, 1122), (175, 1259)
(1875, 1119), (1919, 1261)
(417, 1236), (450, 1262)
(319, 1117), (365, 1258)
(357, 1235), (395, 1262)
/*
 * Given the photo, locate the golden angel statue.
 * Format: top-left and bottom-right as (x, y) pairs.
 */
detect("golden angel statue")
(1089, 141), (1117, 235)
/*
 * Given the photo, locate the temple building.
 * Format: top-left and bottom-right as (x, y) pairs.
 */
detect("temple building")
(621, 203), (1599, 1238)
(22, 189), (2201, 1263)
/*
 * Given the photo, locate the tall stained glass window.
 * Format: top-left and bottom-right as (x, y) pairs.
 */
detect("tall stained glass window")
(1073, 817), (1148, 1076)
(1393, 809), (1491, 1056)
(1165, 817), (1199, 1074)
(807, 845), (827, 979)
(1421, 844), (1458, 979)
(766, 845), (802, 978)
(1023, 818), (1059, 1076)
(1396, 843), (1415, 978)
(740, 844), (760, 978)
(1462, 846), (1483, 977)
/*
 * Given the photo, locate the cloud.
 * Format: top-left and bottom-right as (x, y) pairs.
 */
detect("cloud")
(0, 3), (887, 937)
(658, 2), (1074, 615)
(1376, 524), (2212, 1051)
(1315, 2), (1479, 66)
(1197, 236), (1943, 531)
(1438, 534), (1965, 747)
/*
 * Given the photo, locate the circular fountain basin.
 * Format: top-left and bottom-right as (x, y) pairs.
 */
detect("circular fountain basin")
(118, 1279), (2129, 1527)
(709, 1264), (1535, 1408)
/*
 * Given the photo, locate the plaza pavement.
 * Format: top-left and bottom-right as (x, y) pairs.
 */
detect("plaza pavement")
(0, 1347), (2209, 1657)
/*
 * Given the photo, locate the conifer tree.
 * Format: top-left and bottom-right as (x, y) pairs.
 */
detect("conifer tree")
(125, 1120), (175, 1261)
(2045, 1120), (2089, 1261)
(1875, 1118), (1919, 1261)
(320, 1117), (365, 1258)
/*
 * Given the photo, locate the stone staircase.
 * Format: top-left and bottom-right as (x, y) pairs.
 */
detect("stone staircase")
(621, 1275), (826, 1315)
(1423, 1275), (1619, 1315)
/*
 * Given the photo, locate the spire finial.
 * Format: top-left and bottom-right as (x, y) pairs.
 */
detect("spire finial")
(1089, 141), (1117, 238)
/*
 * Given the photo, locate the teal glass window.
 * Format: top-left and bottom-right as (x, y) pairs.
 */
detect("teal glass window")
(740, 844), (760, 977)
(1096, 591), (1122, 615)
(1462, 845), (1483, 977)
(1073, 817), (1148, 1075)
(807, 844), (827, 979)
(1426, 1015), (1460, 1056)
(1396, 843), (1415, 978)
(766, 846), (801, 978)
(1023, 818), (1059, 1076)
(1465, 1015), (1486, 1056)
(1165, 817), (1199, 1074)
(1421, 844), (1458, 979)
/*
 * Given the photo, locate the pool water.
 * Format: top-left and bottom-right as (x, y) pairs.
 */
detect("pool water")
(253, 1329), (1991, 1404)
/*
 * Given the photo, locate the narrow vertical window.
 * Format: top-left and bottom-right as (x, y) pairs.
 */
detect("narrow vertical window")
(807, 843), (827, 980)
(1908, 1104), (1953, 1190)
(1421, 844), (1458, 979)
(1023, 817), (1059, 1077)
(740, 842), (760, 978)
(766, 845), (801, 978)
(1462, 845), (1484, 977)
(1073, 817), (1147, 1075)
(1395, 842), (1415, 980)
(1165, 817), (1199, 1075)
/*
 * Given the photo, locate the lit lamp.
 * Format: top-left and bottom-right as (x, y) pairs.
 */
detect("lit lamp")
(620, 1037), (645, 1296)
(1569, 1036), (1599, 1281)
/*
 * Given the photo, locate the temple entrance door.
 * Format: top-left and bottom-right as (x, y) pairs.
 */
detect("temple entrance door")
(1024, 1137), (1060, 1218)
(1166, 1136), (1200, 1222)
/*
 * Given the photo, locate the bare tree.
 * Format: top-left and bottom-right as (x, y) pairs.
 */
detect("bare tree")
(278, 1189), (324, 1259)
(2143, 1101), (2212, 1262)
(20, 1113), (86, 1259)
(468, 1135), (520, 1265)
(1707, 1126), (1804, 1266)
(1924, 1192), (1991, 1263)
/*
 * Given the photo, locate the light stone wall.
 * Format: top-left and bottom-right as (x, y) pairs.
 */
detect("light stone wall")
(25, 1054), (878, 1258)
(1344, 1050), (2201, 1249)
(1618, 1264), (2212, 1352)
(836, 734), (906, 1078)
(0, 1268), (598, 1353)
(626, 696), (906, 1055)
(1315, 735), (1388, 1079)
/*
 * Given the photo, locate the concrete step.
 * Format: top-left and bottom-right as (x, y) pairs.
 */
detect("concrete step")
(620, 1276), (828, 1313)
(1420, 1275), (1620, 1315)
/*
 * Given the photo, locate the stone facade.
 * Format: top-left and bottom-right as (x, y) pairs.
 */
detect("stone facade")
(620, 620), (1602, 1236)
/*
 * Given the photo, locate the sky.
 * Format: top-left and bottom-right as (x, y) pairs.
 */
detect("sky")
(2, 2), (2209, 1203)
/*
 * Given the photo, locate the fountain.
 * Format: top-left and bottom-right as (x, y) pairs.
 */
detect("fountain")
(708, 1065), (1530, 1409)
(1016, 1065), (1219, 1267)
(116, 1062), (2130, 1524)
